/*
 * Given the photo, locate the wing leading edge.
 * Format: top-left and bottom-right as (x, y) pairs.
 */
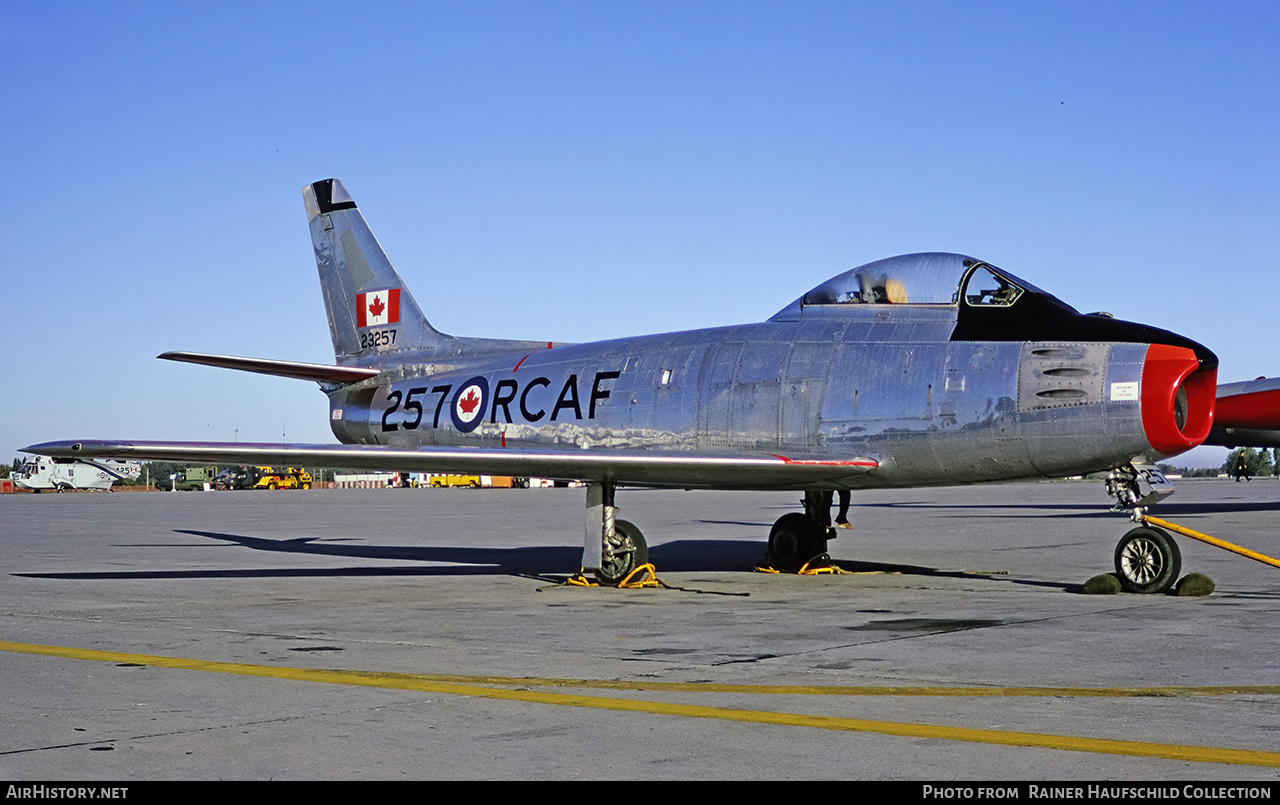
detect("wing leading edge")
(21, 440), (879, 490)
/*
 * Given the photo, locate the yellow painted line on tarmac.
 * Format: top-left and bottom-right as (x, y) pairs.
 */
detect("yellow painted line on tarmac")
(3, 639), (1279, 768)
(401, 675), (1280, 699)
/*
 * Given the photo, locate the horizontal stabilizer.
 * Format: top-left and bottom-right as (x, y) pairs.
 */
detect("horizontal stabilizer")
(22, 440), (879, 491)
(158, 352), (380, 384)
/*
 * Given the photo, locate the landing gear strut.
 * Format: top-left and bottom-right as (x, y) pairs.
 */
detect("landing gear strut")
(584, 482), (649, 586)
(767, 490), (832, 570)
(1104, 464), (1181, 594)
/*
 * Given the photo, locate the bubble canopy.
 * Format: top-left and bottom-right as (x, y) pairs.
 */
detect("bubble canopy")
(768, 252), (1071, 322)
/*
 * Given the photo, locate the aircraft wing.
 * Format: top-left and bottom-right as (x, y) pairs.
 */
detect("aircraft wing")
(21, 440), (879, 490)
(1206, 377), (1280, 448)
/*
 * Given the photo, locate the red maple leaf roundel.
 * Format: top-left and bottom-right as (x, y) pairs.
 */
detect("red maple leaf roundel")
(368, 296), (385, 319)
(458, 387), (481, 415)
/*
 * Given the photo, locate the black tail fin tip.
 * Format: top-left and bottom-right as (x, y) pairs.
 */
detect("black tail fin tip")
(303, 179), (357, 223)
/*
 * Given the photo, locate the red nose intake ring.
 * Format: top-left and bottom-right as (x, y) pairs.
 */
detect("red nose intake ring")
(1140, 344), (1216, 457)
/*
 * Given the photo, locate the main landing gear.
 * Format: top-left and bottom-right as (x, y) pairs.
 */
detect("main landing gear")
(583, 482), (649, 586)
(583, 484), (836, 585)
(596, 519), (649, 585)
(766, 490), (835, 570)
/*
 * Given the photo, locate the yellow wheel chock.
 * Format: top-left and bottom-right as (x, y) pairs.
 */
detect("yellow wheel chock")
(617, 563), (662, 588)
(755, 554), (848, 575)
(563, 563), (666, 589)
(798, 555), (848, 575)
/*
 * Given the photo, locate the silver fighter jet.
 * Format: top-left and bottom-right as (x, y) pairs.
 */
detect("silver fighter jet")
(24, 179), (1219, 591)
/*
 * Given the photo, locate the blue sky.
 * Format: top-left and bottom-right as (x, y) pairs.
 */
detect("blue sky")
(3, 1), (1277, 469)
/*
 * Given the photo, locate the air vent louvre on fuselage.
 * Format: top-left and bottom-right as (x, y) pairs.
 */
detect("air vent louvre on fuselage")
(1018, 343), (1108, 411)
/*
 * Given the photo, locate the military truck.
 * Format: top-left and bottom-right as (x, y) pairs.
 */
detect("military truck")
(167, 465), (218, 491)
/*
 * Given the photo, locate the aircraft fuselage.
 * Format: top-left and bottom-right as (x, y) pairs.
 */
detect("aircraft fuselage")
(330, 308), (1209, 490)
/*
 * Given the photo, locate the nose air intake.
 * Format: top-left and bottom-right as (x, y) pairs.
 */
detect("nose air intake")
(1141, 344), (1216, 457)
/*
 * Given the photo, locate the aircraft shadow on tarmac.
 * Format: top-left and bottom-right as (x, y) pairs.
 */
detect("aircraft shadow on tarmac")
(11, 527), (1082, 591)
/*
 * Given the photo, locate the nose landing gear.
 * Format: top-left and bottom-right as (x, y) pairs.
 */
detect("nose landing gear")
(1114, 526), (1182, 594)
(1104, 464), (1182, 594)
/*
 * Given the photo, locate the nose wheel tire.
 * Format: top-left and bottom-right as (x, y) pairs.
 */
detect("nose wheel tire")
(594, 519), (649, 586)
(1114, 526), (1181, 594)
(768, 513), (829, 570)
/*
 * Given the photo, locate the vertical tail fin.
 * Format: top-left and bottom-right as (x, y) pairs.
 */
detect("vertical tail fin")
(303, 179), (450, 363)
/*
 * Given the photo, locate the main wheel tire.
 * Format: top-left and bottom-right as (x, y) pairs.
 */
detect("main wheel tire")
(768, 513), (827, 570)
(594, 519), (649, 586)
(1114, 526), (1181, 594)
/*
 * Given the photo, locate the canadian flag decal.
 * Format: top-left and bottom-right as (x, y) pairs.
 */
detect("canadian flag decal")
(356, 289), (400, 328)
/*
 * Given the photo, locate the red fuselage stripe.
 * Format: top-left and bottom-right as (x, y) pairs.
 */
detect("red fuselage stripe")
(767, 454), (878, 467)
